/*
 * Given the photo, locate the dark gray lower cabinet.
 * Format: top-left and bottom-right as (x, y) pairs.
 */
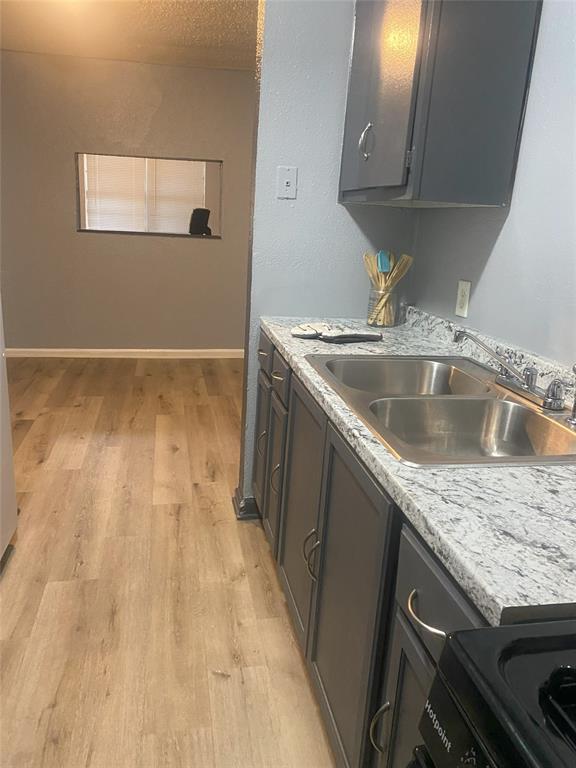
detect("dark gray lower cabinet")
(307, 426), (399, 768)
(252, 369), (271, 514)
(258, 346), (486, 768)
(277, 377), (326, 650)
(262, 391), (288, 556)
(373, 610), (435, 767)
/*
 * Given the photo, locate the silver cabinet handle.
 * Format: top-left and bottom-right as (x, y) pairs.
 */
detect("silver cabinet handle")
(256, 430), (267, 458)
(369, 701), (390, 754)
(270, 463), (281, 494)
(358, 121), (373, 161)
(407, 589), (447, 639)
(305, 540), (321, 583)
(301, 528), (317, 565)
(271, 371), (284, 382)
(257, 349), (268, 359)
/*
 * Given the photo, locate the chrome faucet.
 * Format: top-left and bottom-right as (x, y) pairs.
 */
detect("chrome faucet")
(453, 329), (567, 412)
(453, 329), (526, 383)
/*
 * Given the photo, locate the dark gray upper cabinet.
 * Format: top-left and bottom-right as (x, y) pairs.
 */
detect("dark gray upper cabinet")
(307, 426), (399, 768)
(262, 391), (288, 556)
(339, 0), (541, 207)
(277, 376), (327, 650)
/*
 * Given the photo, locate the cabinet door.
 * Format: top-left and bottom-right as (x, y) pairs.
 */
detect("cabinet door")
(417, 0), (542, 206)
(252, 369), (271, 515)
(262, 392), (288, 557)
(372, 610), (435, 768)
(277, 377), (326, 650)
(340, 0), (425, 192)
(308, 426), (397, 768)
(340, 0), (379, 192)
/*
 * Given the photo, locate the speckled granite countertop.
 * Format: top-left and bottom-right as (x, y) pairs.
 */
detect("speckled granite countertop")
(260, 311), (576, 627)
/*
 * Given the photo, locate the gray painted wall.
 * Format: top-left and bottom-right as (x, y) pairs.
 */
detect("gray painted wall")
(1, 51), (256, 349)
(407, 0), (576, 366)
(241, 0), (415, 493)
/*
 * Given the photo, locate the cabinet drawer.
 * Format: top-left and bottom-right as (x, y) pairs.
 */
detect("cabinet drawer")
(270, 349), (291, 406)
(257, 329), (274, 376)
(396, 527), (485, 662)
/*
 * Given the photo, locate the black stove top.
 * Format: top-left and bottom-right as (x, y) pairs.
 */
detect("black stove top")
(432, 620), (576, 768)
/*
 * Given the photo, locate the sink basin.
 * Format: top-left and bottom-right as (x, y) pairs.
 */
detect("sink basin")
(324, 357), (491, 397)
(369, 398), (576, 464)
(305, 354), (576, 466)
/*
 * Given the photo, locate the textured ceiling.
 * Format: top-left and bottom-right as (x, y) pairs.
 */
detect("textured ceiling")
(0, 0), (259, 70)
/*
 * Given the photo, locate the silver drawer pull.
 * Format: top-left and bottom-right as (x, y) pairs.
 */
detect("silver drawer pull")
(271, 371), (284, 382)
(305, 540), (321, 583)
(256, 430), (267, 458)
(407, 589), (447, 639)
(369, 701), (390, 754)
(257, 349), (268, 358)
(301, 528), (317, 564)
(270, 463), (281, 494)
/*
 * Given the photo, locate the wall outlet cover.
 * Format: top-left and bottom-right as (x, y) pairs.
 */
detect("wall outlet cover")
(276, 166), (298, 199)
(455, 280), (471, 318)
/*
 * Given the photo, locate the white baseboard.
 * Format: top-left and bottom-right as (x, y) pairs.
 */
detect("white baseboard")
(5, 348), (245, 360)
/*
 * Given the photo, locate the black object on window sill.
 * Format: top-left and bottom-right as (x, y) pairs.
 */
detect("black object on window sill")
(189, 208), (212, 236)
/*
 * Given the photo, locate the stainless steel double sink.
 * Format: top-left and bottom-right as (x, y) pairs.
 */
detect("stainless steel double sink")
(306, 355), (576, 466)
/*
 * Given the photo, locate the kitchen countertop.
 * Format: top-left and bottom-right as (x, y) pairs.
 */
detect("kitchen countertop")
(260, 313), (576, 626)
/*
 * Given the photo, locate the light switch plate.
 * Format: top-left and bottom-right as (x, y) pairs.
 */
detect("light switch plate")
(276, 166), (298, 199)
(455, 280), (471, 318)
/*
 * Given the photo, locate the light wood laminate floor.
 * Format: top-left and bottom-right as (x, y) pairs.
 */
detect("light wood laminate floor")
(0, 358), (334, 768)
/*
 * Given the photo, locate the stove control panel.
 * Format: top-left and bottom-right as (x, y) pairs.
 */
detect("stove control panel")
(419, 676), (495, 767)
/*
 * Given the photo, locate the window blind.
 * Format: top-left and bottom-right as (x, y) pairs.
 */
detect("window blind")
(81, 154), (206, 234)
(83, 154), (147, 232)
(147, 159), (206, 234)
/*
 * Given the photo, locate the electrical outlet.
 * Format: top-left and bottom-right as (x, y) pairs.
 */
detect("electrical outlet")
(455, 280), (471, 318)
(276, 166), (298, 199)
